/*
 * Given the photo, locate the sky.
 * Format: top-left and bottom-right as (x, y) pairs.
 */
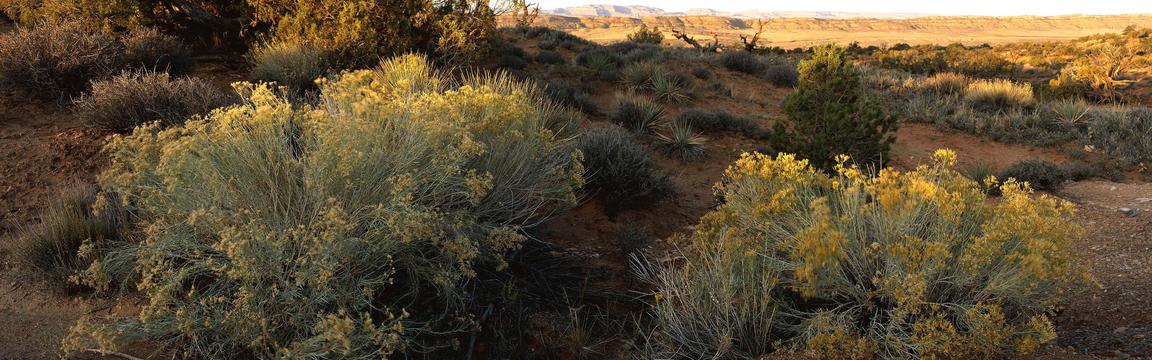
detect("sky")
(535, 0), (1152, 16)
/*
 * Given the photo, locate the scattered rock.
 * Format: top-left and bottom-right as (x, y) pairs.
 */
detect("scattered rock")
(1117, 208), (1140, 217)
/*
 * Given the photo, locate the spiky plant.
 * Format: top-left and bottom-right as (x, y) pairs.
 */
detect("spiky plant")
(619, 61), (662, 89)
(655, 122), (707, 160)
(650, 72), (692, 104)
(609, 93), (666, 134)
(1046, 97), (1090, 129)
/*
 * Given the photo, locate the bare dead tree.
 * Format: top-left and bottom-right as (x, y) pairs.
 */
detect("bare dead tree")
(739, 20), (766, 52)
(672, 28), (723, 53)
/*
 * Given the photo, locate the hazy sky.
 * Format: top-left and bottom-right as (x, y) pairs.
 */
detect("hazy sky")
(536, 0), (1152, 16)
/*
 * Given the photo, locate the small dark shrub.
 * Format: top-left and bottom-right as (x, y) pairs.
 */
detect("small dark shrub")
(763, 63), (799, 87)
(248, 41), (328, 93)
(577, 126), (673, 207)
(1000, 160), (1068, 191)
(608, 41), (662, 63)
(719, 51), (764, 74)
(963, 162), (997, 192)
(576, 48), (624, 80)
(1085, 107), (1152, 167)
(626, 24), (663, 44)
(121, 28), (192, 74)
(498, 54), (529, 70)
(609, 93), (665, 133)
(535, 50), (566, 65)
(674, 108), (762, 138)
(11, 185), (125, 292)
(0, 22), (123, 100)
(544, 80), (598, 114)
(691, 67), (712, 80)
(74, 71), (230, 132)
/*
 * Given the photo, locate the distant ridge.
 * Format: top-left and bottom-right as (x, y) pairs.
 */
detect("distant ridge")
(543, 4), (936, 19)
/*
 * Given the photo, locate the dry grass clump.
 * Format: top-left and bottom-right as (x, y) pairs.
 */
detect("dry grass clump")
(65, 54), (585, 358)
(1084, 107), (1152, 167)
(919, 72), (970, 95)
(0, 21), (122, 100)
(10, 185), (126, 292)
(248, 41), (329, 93)
(74, 71), (230, 131)
(640, 150), (1084, 359)
(964, 79), (1035, 110)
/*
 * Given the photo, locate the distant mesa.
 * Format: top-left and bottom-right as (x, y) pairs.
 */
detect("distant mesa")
(541, 4), (936, 19)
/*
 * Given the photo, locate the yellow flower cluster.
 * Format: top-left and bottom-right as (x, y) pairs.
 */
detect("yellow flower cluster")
(664, 148), (1084, 359)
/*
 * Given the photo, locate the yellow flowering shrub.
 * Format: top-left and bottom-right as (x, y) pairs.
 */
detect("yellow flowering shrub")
(645, 149), (1083, 359)
(64, 54), (583, 358)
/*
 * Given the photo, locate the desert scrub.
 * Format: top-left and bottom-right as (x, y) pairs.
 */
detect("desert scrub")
(674, 108), (763, 138)
(74, 71), (230, 132)
(649, 71), (693, 104)
(577, 126), (673, 208)
(964, 79), (1035, 111)
(65, 54), (584, 358)
(0, 21), (123, 101)
(918, 72), (970, 95)
(626, 24), (663, 44)
(609, 93), (666, 134)
(248, 41), (329, 94)
(121, 27), (192, 74)
(619, 61), (663, 89)
(999, 160), (1068, 191)
(10, 185), (126, 292)
(641, 150), (1084, 359)
(718, 51), (764, 75)
(1082, 107), (1152, 167)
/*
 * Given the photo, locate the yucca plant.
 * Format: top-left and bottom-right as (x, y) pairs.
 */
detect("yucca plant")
(65, 54), (585, 359)
(609, 93), (666, 134)
(1046, 97), (1090, 129)
(650, 72), (692, 104)
(654, 122), (707, 160)
(619, 61), (662, 89)
(640, 150), (1084, 359)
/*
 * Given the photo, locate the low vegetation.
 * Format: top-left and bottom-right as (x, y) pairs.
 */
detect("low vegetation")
(74, 71), (230, 131)
(1000, 160), (1069, 191)
(0, 22), (124, 100)
(654, 122), (707, 161)
(609, 93), (666, 134)
(577, 126), (673, 208)
(248, 41), (329, 94)
(641, 150), (1083, 359)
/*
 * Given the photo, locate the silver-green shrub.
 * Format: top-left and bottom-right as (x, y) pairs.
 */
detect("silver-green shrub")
(66, 54), (584, 358)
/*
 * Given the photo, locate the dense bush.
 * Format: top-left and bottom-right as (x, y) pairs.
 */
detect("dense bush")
(121, 28), (192, 74)
(543, 80), (598, 114)
(576, 126), (673, 207)
(0, 22), (123, 100)
(1000, 160), (1068, 191)
(249, 0), (499, 64)
(674, 108), (762, 138)
(964, 79), (1035, 111)
(534, 50), (566, 65)
(718, 51), (764, 75)
(770, 44), (898, 169)
(763, 63), (799, 87)
(66, 55), (585, 358)
(609, 93), (665, 134)
(73, 71), (230, 131)
(642, 150), (1082, 359)
(11, 185), (125, 292)
(248, 41), (329, 94)
(626, 24), (663, 44)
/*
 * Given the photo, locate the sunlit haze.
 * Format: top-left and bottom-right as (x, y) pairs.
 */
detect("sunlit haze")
(536, 0), (1152, 16)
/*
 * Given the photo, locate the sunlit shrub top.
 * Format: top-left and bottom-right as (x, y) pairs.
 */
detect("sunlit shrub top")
(68, 54), (583, 358)
(656, 149), (1083, 359)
